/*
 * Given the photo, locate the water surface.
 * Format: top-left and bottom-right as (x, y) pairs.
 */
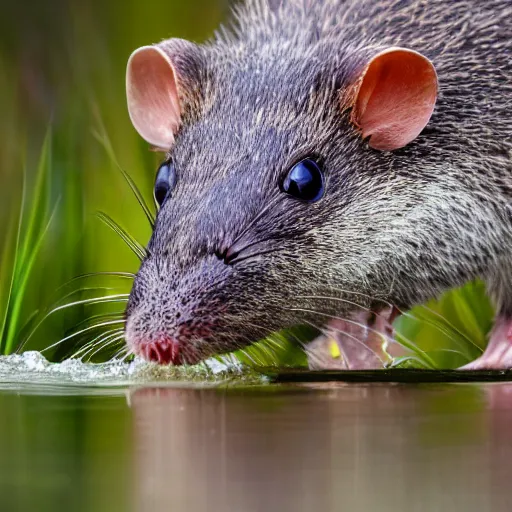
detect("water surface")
(1, 357), (511, 512)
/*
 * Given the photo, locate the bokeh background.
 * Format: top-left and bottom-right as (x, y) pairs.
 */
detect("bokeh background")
(0, 0), (494, 367)
(0, 0), (228, 359)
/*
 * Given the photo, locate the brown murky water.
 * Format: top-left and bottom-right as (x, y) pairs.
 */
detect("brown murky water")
(1, 381), (512, 512)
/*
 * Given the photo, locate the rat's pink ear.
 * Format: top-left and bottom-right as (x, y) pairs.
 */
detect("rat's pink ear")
(126, 45), (182, 150)
(349, 47), (438, 151)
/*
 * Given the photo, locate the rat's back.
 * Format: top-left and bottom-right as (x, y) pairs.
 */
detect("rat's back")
(237, 0), (511, 156)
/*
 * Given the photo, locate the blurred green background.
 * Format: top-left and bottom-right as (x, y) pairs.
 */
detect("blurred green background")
(0, 0), (228, 360)
(0, 0), (494, 367)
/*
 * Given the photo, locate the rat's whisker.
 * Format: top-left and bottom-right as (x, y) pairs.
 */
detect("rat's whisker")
(71, 312), (126, 329)
(71, 328), (125, 359)
(116, 347), (133, 363)
(325, 285), (393, 305)
(410, 304), (481, 350)
(237, 333), (268, 366)
(297, 293), (388, 315)
(302, 317), (386, 364)
(285, 304), (394, 363)
(291, 305), (439, 368)
(288, 306), (392, 344)
(51, 294), (129, 314)
(83, 333), (126, 362)
(255, 338), (279, 364)
(240, 320), (299, 362)
(238, 319), (279, 341)
(398, 309), (482, 354)
(18, 291), (129, 353)
(251, 337), (277, 364)
(294, 334), (325, 369)
(50, 273), (135, 304)
(42, 319), (126, 353)
(188, 337), (212, 365)
(236, 346), (260, 366)
(228, 194), (283, 249)
(229, 246), (288, 266)
(243, 347), (266, 366)
(262, 335), (287, 355)
(295, 293), (475, 357)
(183, 336), (204, 365)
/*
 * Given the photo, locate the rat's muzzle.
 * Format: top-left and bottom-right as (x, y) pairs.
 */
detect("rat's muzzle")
(126, 317), (208, 366)
(138, 336), (182, 365)
(124, 254), (233, 365)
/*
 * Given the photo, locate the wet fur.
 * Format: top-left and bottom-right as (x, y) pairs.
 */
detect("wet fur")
(126, 0), (512, 362)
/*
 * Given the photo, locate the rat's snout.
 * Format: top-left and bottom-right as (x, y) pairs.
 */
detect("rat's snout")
(124, 254), (231, 365)
(139, 336), (181, 365)
(127, 327), (203, 366)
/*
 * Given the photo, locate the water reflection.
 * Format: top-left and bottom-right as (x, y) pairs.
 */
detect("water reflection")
(130, 383), (512, 512)
(1, 382), (512, 512)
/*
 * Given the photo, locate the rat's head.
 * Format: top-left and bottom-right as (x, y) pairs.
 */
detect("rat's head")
(124, 34), (440, 365)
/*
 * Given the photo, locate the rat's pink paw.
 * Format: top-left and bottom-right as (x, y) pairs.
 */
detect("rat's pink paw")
(306, 307), (406, 370)
(460, 317), (512, 370)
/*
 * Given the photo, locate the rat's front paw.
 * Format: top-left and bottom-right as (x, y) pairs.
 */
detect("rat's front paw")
(305, 307), (406, 370)
(460, 316), (512, 370)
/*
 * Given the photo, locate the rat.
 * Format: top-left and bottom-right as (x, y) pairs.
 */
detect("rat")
(123, 0), (512, 369)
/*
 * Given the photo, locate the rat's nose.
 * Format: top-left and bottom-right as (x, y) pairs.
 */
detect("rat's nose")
(142, 338), (181, 365)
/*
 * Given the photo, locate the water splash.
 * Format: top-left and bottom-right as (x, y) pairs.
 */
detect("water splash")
(0, 351), (266, 391)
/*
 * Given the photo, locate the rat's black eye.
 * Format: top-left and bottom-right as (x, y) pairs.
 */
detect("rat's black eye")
(282, 158), (325, 202)
(154, 160), (176, 207)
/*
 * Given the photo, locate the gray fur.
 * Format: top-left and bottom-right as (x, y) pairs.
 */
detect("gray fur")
(125, 0), (512, 363)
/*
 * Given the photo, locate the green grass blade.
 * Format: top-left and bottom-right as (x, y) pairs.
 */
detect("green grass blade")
(1, 133), (52, 353)
(17, 289), (129, 353)
(0, 182), (25, 352)
(18, 131), (51, 270)
(4, 200), (60, 354)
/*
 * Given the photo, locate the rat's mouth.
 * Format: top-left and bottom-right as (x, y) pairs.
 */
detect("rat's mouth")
(125, 309), (231, 366)
(134, 337), (200, 366)
(129, 329), (217, 366)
